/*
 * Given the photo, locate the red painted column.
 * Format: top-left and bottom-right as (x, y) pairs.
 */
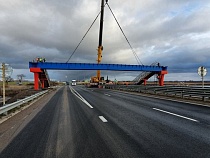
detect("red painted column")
(30, 68), (42, 90)
(144, 79), (147, 86)
(34, 72), (39, 90)
(158, 70), (168, 86)
(159, 74), (164, 86)
(41, 80), (45, 89)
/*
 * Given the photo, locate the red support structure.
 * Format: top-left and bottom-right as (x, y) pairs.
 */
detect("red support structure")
(144, 79), (147, 86)
(30, 68), (50, 90)
(34, 72), (39, 90)
(30, 68), (42, 90)
(41, 80), (45, 89)
(158, 70), (168, 86)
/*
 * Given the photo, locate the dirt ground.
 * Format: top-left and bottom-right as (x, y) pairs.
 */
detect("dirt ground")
(0, 85), (41, 107)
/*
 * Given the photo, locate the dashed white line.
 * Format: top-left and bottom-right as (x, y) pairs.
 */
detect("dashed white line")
(153, 108), (199, 123)
(104, 94), (111, 97)
(99, 116), (108, 123)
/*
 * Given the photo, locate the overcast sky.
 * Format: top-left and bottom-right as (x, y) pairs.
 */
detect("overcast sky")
(0, 0), (210, 81)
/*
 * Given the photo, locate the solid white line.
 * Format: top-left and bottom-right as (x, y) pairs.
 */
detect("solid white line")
(99, 116), (108, 123)
(70, 86), (93, 109)
(83, 100), (94, 109)
(153, 108), (199, 123)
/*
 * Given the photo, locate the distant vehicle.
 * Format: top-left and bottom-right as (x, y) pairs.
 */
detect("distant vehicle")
(71, 80), (76, 86)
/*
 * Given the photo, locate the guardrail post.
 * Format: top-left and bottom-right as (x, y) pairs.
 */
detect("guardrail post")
(154, 90), (156, 94)
(202, 96), (206, 102)
(181, 92), (183, 98)
(3, 111), (8, 115)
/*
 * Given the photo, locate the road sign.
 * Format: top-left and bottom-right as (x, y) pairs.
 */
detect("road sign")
(198, 66), (207, 88)
(198, 66), (207, 77)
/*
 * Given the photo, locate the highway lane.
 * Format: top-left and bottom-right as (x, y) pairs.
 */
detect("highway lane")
(73, 86), (210, 157)
(1, 86), (210, 158)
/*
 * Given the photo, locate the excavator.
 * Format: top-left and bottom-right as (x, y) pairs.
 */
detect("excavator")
(89, 0), (107, 87)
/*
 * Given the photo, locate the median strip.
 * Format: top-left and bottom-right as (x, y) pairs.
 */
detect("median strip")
(153, 108), (199, 123)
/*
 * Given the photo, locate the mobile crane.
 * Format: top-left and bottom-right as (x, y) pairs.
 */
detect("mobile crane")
(90, 0), (107, 87)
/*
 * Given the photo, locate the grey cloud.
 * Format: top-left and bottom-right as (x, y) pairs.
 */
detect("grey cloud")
(1, 0), (210, 81)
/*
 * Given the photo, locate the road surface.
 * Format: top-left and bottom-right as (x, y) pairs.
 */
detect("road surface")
(1, 86), (210, 158)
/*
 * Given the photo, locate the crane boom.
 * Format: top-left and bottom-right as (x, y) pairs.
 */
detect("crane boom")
(90, 0), (106, 87)
(97, 0), (105, 81)
(98, 0), (105, 47)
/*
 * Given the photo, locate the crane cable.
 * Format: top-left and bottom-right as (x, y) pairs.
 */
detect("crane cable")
(66, 11), (101, 63)
(106, 3), (143, 65)
(66, 2), (143, 65)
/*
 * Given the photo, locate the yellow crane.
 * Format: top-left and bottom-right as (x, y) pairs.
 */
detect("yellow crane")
(90, 0), (107, 87)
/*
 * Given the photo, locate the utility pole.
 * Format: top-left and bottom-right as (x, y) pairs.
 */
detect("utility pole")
(2, 63), (5, 105)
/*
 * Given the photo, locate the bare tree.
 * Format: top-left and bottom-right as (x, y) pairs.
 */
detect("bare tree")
(17, 74), (26, 85)
(5, 76), (13, 86)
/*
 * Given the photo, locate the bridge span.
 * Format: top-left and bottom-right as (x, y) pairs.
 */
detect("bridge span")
(29, 62), (168, 90)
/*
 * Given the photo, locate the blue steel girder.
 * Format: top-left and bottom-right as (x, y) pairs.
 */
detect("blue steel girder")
(29, 62), (167, 72)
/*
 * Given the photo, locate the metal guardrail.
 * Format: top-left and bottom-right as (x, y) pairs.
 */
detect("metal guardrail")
(0, 90), (48, 115)
(105, 85), (210, 102)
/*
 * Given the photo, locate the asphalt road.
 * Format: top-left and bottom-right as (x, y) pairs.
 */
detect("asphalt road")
(1, 86), (210, 158)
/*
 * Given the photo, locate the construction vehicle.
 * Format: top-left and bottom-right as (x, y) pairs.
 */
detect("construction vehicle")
(90, 0), (107, 87)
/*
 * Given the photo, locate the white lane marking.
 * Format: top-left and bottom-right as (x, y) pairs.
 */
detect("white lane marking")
(99, 116), (108, 123)
(104, 94), (111, 97)
(70, 86), (93, 109)
(153, 108), (199, 123)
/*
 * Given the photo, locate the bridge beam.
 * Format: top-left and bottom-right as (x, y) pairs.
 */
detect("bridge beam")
(29, 62), (167, 72)
(29, 62), (168, 89)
